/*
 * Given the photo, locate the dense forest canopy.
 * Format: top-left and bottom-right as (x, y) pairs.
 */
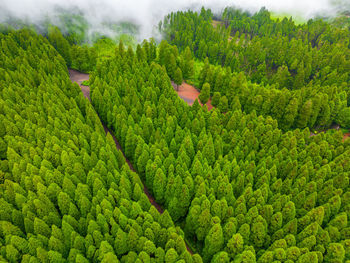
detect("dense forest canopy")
(1, 4), (350, 263)
(0, 29), (200, 262)
(89, 36), (350, 262)
(160, 7), (350, 130)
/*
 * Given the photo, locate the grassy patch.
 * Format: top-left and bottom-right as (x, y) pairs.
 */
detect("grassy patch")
(93, 38), (116, 59)
(81, 80), (90, 86)
(270, 12), (306, 25)
(116, 33), (137, 49)
(93, 35), (137, 61)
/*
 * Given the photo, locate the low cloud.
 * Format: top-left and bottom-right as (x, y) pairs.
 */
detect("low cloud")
(0, 0), (347, 41)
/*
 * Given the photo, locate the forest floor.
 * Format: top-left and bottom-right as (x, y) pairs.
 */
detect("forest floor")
(172, 81), (213, 110)
(69, 69), (90, 100)
(69, 69), (194, 254)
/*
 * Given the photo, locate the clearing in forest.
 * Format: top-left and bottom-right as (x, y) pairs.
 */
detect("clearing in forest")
(69, 69), (90, 100)
(173, 81), (213, 110)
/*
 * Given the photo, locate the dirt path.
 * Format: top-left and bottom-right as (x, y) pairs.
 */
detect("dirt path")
(69, 69), (193, 255)
(69, 69), (90, 100)
(172, 81), (213, 110)
(69, 69), (164, 214)
(69, 70), (194, 254)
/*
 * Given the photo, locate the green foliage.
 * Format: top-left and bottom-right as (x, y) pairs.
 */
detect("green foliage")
(0, 29), (199, 262)
(81, 80), (90, 86)
(198, 83), (210, 105)
(338, 108), (350, 128)
(89, 34), (350, 262)
(162, 7), (350, 131)
(48, 26), (72, 66)
(211, 92), (221, 107)
(218, 96), (228, 112)
(174, 67), (183, 87)
(2, 6), (350, 263)
(71, 44), (97, 73)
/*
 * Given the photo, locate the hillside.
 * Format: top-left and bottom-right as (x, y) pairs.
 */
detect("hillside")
(1, 5), (350, 263)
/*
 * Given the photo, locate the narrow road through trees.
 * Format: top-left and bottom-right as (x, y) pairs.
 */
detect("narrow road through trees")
(69, 69), (164, 213)
(69, 69), (194, 254)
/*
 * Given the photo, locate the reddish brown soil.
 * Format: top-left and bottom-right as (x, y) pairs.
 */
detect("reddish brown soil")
(69, 69), (193, 253)
(172, 78), (350, 142)
(69, 69), (90, 100)
(172, 81), (213, 110)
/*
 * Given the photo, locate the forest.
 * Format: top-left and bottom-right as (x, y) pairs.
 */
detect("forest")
(0, 4), (350, 263)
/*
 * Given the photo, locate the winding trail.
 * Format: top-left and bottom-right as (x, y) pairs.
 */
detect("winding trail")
(69, 69), (194, 254)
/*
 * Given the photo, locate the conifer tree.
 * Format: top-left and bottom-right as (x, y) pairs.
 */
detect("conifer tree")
(203, 224), (224, 262)
(199, 83), (210, 105)
(211, 92), (221, 107)
(218, 96), (228, 112)
(174, 68), (183, 91)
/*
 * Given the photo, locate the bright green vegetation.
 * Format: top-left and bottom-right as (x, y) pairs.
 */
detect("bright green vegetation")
(198, 83), (210, 105)
(115, 34), (137, 49)
(88, 22), (138, 47)
(188, 60), (205, 87)
(161, 7), (350, 131)
(1, 5), (350, 263)
(46, 26), (137, 73)
(0, 29), (201, 262)
(92, 38), (116, 60)
(81, 80), (90, 86)
(90, 39), (350, 262)
(270, 12), (306, 25)
(1, 11), (138, 73)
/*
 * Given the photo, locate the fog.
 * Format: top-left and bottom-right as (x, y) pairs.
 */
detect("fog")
(0, 0), (348, 41)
